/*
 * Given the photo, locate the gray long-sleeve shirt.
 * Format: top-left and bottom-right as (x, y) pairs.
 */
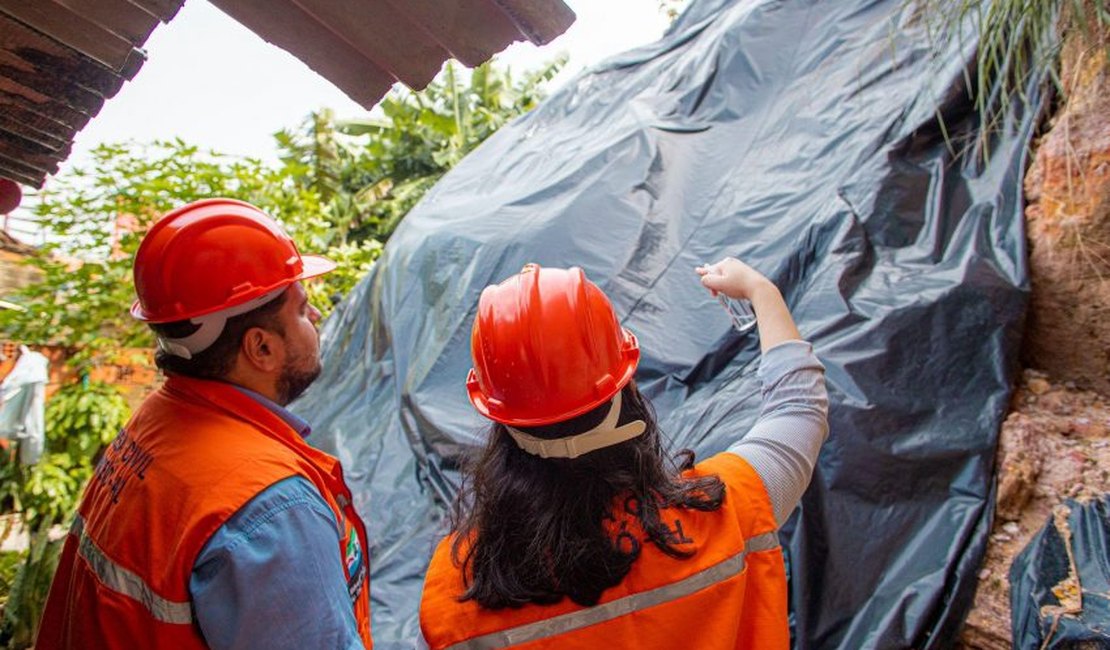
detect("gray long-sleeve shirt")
(726, 339), (829, 526)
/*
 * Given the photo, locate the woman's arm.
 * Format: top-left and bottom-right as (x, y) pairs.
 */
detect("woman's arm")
(697, 259), (828, 526)
(697, 257), (800, 353)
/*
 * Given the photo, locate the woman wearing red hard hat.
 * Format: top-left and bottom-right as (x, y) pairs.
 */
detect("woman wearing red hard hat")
(40, 199), (372, 649)
(420, 259), (828, 650)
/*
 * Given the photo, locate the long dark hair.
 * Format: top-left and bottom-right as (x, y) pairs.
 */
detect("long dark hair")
(450, 380), (726, 609)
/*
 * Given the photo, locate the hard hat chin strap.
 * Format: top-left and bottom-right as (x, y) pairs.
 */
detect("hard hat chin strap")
(506, 392), (646, 459)
(157, 287), (287, 360)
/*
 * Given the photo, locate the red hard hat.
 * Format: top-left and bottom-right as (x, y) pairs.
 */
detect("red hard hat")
(131, 198), (335, 323)
(467, 264), (640, 427)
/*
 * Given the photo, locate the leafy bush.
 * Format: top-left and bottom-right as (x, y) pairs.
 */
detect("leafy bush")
(276, 57), (566, 247)
(16, 456), (82, 532)
(0, 551), (20, 608)
(0, 530), (64, 649)
(0, 382), (130, 533)
(0, 382), (129, 648)
(45, 381), (128, 463)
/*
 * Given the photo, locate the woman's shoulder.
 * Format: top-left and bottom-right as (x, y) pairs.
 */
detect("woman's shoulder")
(687, 452), (778, 531)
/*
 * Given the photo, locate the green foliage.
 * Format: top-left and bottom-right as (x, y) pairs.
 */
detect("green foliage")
(920, 0), (1109, 155)
(0, 140), (362, 353)
(45, 381), (129, 461)
(0, 527), (64, 649)
(0, 461), (17, 519)
(0, 382), (129, 533)
(276, 57), (565, 244)
(16, 456), (81, 533)
(315, 239), (384, 304)
(0, 382), (129, 647)
(0, 57), (562, 356)
(0, 551), (20, 607)
(0, 141), (286, 367)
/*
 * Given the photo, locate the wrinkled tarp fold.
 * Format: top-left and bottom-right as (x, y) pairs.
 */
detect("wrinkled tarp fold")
(293, 0), (1045, 647)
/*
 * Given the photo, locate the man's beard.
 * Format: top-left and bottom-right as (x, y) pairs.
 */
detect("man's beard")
(276, 357), (322, 405)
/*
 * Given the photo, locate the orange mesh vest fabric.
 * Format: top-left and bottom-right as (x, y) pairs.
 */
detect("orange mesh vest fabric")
(420, 452), (788, 649)
(37, 376), (372, 649)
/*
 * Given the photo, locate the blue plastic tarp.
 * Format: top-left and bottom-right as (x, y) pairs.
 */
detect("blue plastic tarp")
(293, 0), (1046, 646)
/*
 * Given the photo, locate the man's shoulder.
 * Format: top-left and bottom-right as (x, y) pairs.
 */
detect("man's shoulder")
(122, 389), (303, 494)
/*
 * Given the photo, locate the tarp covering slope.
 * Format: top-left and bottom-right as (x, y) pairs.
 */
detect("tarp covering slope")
(293, 0), (1046, 646)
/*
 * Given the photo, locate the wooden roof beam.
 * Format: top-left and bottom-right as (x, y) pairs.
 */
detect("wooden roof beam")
(0, 125), (71, 159)
(0, 145), (58, 178)
(0, 87), (91, 132)
(46, 0), (162, 44)
(0, 109), (72, 153)
(0, 1), (146, 75)
(0, 162), (44, 187)
(490, 0), (575, 46)
(0, 13), (128, 97)
(130, 0), (183, 23)
(292, 0), (448, 90)
(209, 0), (396, 109)
(387, 0), (522, 68)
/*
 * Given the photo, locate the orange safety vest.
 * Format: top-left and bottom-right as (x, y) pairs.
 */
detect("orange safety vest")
(420, 452), (787, 650)
(37, 375), (372, 649)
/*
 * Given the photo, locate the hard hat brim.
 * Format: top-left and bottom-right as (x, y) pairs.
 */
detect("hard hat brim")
(300, 254), (337, 280)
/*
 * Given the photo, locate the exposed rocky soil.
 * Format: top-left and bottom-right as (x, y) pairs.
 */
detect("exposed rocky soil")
(959, 17), (1109, 647)
(958, 370), (1110, 648)
(1022, 34), (1110, 392)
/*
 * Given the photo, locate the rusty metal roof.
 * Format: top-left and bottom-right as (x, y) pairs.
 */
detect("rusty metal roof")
(0, 0), (575, 189)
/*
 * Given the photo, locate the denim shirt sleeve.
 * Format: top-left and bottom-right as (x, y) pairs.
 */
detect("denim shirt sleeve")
(190, 476), (364, 650)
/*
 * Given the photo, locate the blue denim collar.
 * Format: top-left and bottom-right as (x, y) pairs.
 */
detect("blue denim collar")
(232, 386), (312, 438)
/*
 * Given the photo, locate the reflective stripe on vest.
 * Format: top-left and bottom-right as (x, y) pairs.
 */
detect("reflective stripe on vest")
(443, 531), (780, 650)
(71, 515), (193, 626)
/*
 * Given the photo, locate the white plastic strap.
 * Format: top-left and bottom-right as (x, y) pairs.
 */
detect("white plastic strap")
(506, 392), (646, 459)
(157, 287), (287, 360)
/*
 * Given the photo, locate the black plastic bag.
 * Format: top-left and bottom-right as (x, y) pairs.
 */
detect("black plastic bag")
(1010, 496), (1110, 649)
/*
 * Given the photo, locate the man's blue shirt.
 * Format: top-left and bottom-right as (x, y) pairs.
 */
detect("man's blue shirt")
(188, 387), (364, 649)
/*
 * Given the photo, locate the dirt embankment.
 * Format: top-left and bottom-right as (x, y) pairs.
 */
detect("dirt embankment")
(958, 18), (1110, 648)
(1022, 33), (1110, 390)
(959, 370), (1110, 648)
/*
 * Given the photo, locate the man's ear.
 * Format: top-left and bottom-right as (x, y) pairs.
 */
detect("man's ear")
(239, 326), (284, 373)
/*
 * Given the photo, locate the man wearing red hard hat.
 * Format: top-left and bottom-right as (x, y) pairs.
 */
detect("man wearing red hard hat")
(39, 199), (371, 649)
(420, 260), (828, 649)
